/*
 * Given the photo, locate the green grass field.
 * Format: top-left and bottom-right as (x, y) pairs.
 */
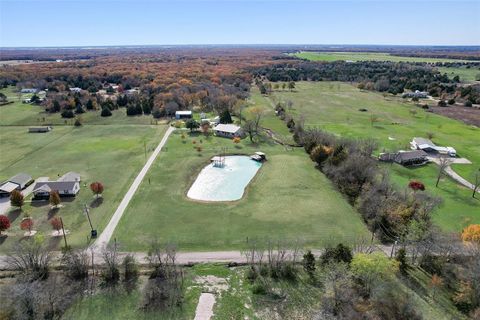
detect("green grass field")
(112, 129), (369, 251)
(292, 51), (480, 63)
(0, 87), (167, 253)
(264, 82), (479, 231)
(437, 66), (480, 82)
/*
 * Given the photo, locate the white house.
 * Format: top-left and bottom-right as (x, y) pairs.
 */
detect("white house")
(20, 88), (37, 93)
(213, 124), (244, 138)
(410, 137), (456, 157)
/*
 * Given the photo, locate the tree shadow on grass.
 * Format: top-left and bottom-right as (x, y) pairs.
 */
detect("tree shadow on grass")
(48, 207), (59, 220)
(7, 209), (22, 223)
(0, 235), (7, 246)
(90, 197), (104, 208)
(30, 200), (48, 208)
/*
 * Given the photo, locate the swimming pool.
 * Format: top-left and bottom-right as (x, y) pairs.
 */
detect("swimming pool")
(187, 155), (262, 201)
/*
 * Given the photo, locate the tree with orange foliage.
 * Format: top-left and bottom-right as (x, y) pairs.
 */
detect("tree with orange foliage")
(429, 274), (443, 300)
(90, 181), (104, 198)
(461, 224), (480, 244)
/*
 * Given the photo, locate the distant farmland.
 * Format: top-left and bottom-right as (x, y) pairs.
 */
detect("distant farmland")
(292, 51), (480, 63)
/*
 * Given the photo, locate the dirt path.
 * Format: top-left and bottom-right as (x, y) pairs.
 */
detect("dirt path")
(93, 126), (174, 250)
(194, 293), (216, 320)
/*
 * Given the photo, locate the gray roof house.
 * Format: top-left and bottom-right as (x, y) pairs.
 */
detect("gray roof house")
(33, 181), (80, 198)
(213, 124), (244, 138)
(59, 171), (81, 182)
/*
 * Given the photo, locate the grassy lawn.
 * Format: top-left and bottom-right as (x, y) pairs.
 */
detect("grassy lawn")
(265, 82), (479, 231)
(292, 51), (480, 63)
(437, 66), (480, 82)
(113, 129), (369, 251)
(0, 86), (159, 126)
(0, 88), (168, 253)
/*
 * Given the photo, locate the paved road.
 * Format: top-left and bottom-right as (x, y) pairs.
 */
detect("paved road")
(427, 156), (476, 190)
(94, 126), (175, 250)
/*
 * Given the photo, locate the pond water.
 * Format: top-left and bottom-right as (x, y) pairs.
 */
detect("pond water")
(187, 155), (262, 201)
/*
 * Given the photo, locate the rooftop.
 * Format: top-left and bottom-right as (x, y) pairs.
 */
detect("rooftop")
(214, 123), (241, 133)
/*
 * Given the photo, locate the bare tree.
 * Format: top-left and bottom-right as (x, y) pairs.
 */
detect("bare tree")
(143, 240), (184, 310)
(436, 156), (452, 187)
(101, 241), (120, 284)
(7, 240), (51, 281)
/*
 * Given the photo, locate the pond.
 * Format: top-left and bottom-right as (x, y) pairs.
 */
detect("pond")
(187, 155), (262, 201)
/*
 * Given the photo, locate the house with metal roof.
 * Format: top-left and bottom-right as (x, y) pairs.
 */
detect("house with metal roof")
(213, 124), (244, 138)
(175, 110), (192, 119)
(9, 173), (33, 189)
(410, 137), (456, 157)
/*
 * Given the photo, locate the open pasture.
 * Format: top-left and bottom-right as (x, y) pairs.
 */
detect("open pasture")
(265, 81), (479, 231)
(112, 130), (369, 251)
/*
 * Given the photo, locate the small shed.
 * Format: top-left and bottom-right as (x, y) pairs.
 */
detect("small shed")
(28, 126), (52, 133)
(175, 110), (192, 119)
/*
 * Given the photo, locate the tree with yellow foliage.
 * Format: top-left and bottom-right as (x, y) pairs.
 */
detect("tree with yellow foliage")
(461, 224), (480, 244)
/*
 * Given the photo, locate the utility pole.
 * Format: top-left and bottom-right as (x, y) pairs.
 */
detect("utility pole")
(84, 204), (97, 238)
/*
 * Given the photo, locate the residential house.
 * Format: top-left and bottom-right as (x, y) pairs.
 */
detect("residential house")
(379, 150), (428, 166)
(213, 124), (244, 138)
(33, 181), (80, 199)
(20, 88), (37, 93)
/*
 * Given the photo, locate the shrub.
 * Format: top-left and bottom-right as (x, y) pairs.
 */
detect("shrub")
(302, 250), (316, 278)
(74, 118), (82, 126)
(464, 101), (473, 107)
(395, 248), (409, 275)
(321, 243), (353, 266)
(419, 254), (445, 276)
(123, 254), (139, 281)
(448, 98), (455, 105)
(62, 249), (89, 280)
(20, 218), (34, 234)
(251, 277), (268, 295)
(50, 217), (62, 232)
(61, 110), (75, 118)
(438, 100), (447, 107)
(100, 107), (112, 117)
(461, 224), (480, 244)
(0, 215), (11, 235)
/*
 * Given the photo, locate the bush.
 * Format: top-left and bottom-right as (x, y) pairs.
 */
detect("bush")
(62, 249), (89, 280)
(464, 101), (473, 107)
(448, 98), (455, 105)
(61, 110), (75, 118)
(321, 243), (353, 266)
(251, 277), (268, 295)
(419, 254), (445, 276)
(100, 107), (112, 117)
(123, 254), (138, 281)
(74, 118), (82, 127)
(438, 100), (447, 107)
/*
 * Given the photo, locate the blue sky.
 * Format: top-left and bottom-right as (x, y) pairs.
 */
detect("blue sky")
(0, 0), (479, 47)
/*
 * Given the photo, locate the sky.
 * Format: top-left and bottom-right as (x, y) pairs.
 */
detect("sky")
(0, 0), (479, 47)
